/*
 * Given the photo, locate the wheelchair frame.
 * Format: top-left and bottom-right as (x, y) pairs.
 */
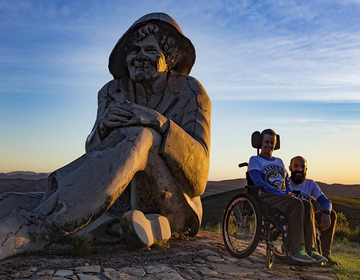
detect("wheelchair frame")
(222, 162), (290, 268)
(222, 131), (289, 268)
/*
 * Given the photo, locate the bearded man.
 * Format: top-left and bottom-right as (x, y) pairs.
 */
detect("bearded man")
(0, 13), (211, 260)
(289, 156), (338, 265)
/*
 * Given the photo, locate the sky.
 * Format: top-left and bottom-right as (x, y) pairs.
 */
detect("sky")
(0, 0), (360, 185)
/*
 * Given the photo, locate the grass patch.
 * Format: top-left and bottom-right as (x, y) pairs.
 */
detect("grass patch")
(328, 195), (360, 229)
(329, 240), (360, 280)
(201, 223), (222, 234)
(59, 236), (98, 257)
(153, 240), (171, 250)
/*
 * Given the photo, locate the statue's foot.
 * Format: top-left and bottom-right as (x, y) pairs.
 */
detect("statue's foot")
(120, 210), (171, 248)
(0, 208), (49, 260)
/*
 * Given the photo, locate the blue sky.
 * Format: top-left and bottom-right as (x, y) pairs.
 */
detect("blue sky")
(1, 0), (359, 184)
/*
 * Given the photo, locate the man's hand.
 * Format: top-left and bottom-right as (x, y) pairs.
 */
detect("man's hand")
(319, 212), (331, 231)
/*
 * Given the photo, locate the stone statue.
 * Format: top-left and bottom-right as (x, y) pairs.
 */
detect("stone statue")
(0, 12), (211, 260)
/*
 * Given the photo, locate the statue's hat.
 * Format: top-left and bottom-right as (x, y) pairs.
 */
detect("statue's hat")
(109, 12), (196, 78)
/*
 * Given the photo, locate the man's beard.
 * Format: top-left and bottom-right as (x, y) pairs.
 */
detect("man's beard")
(291, 171), (306, 184)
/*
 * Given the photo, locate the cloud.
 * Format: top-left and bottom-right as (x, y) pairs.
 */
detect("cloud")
(1, 0), (360, 103)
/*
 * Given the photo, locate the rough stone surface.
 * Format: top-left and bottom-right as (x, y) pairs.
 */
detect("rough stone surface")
(0, 231), (336, 280)
(0, 12), (211, 260)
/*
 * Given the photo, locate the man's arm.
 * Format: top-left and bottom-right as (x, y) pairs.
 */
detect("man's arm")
(284, 172), (292, 194)
(317, 195), (332, 212)
(309, 180), (332, 211)
(248, 170), (286, 196)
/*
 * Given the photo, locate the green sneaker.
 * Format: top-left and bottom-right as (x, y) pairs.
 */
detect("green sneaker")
(309, 250), (328, 263)
(288, 247), (316, 264)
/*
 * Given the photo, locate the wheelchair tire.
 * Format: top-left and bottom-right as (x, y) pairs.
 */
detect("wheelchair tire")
(222, 193), (262, 258)
(266, 220), (287, 261)
(272, 238), (286, 260)
(266, 247), (275, 268)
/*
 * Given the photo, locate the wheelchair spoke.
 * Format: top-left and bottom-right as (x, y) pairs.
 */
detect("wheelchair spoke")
(223, 194), (262, 258)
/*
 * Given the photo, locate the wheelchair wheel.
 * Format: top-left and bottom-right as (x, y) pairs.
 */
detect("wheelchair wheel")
(267, 220), (287, 260)
(271, 234), (286, 260)
(266, 247), (275, 268)
(222, 193), (262, 258)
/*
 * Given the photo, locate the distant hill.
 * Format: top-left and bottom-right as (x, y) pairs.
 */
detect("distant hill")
(0, 174), (358, 199)
(0, 171), (49, 180)
(0, 178), (47, 193)
(203, 178), (247, 197)
(203, 178), (360, 199)
(317, 182), (360, 199)
(0, 174), (358, 229)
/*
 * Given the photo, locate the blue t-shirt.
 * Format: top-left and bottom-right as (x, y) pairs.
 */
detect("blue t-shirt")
(290, 179), (332, 211)
(248, 155), (291, 195)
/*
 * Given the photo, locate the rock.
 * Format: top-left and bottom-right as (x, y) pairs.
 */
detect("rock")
(0, 231), (337, 280)
(77, 274), (102, 280)
(120, 267), (146, 277)
(53, 270), (74, 277)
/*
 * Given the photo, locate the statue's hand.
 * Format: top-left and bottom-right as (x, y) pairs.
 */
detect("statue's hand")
(123, 102), (169, 134)
(99, 101), (134, 138)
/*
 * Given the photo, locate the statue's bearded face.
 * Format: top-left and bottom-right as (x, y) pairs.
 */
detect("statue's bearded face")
(126, 35), (167, 83)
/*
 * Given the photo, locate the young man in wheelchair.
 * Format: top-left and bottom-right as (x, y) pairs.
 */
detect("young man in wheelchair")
(248, 129), (327, 264)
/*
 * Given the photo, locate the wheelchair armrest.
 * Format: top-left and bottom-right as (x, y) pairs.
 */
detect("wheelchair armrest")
(246, 185), (265, 191)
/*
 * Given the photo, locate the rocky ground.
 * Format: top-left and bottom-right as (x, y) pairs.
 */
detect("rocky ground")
(0, 231), (335, 280)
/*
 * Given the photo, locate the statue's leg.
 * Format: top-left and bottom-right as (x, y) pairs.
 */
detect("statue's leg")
(0, 126), (157, 260)
(0, 192), (43, 219)
(122, 131), (202, 246)
(131, 154), (201, 234)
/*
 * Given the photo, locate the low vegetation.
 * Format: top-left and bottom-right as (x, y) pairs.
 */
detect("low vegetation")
(58, 236), (99, 257)
(331, 240), (360, 279)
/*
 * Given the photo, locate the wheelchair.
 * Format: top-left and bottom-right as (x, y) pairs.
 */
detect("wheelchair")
(222, 131), (289, 268)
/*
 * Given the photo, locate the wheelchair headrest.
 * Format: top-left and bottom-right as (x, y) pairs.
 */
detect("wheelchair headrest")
(251, 131), (280, 150)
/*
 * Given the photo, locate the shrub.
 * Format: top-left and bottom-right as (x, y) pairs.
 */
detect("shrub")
(335, 212), (359, 243)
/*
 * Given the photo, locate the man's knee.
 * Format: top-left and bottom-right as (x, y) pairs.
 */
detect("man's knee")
(291, 196), (305, 211)
(302, 199), (315, 215)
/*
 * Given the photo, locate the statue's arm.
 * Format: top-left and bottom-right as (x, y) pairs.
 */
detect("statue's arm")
(160, 78), (211, 198)
(85, 81), (115, 152)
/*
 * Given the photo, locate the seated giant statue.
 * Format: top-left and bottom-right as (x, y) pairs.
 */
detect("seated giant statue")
(0, 12), (211, 260)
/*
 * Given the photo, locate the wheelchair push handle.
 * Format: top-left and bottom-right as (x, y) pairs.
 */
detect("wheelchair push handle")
(238, 162), (248, 168)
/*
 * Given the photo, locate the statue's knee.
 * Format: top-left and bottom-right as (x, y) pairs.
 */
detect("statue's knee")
(131, 126), (162, 146)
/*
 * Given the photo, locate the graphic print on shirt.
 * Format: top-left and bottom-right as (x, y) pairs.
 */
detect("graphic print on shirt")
(293, 192), (311, 201)
(261, 164), (286, 191)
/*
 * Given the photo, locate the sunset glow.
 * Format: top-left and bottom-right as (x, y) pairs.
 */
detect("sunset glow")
(1, 0), (359, 185)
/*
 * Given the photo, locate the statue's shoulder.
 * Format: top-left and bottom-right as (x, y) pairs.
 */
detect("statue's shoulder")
(168, 72), (210, 103)
(98, 77), (132, 97)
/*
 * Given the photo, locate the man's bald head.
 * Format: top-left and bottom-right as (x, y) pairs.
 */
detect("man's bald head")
(289, 156), (308, 184)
